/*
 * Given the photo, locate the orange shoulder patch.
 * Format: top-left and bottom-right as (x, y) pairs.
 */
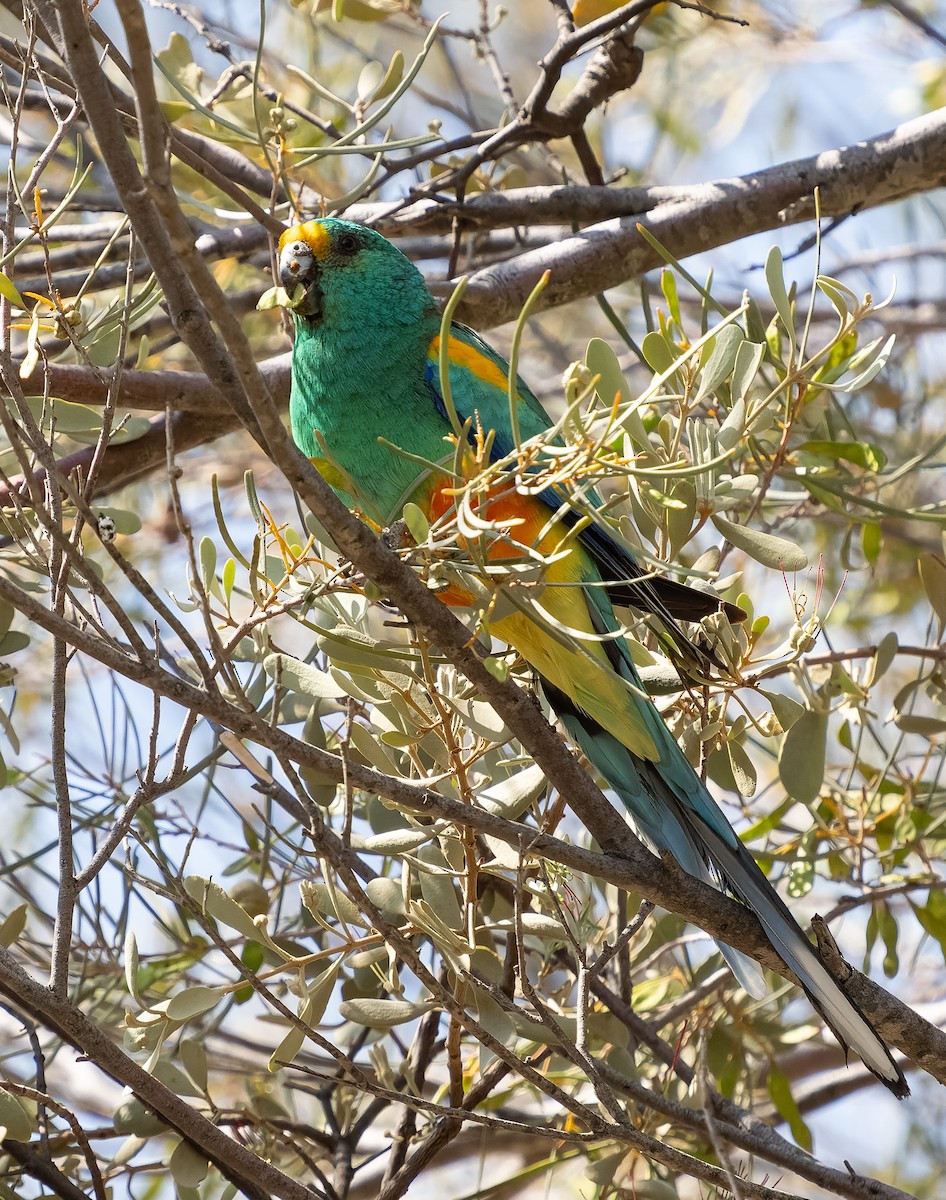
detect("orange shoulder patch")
(428, 334), (509, 393)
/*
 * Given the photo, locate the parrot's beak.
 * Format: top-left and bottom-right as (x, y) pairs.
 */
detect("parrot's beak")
(278, 238), (323, 320)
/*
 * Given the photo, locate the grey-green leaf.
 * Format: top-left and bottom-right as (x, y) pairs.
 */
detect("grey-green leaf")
(338, 998), (430, 1028)
(727, 739), (757, 798)
(764, 245), (796, 350)
(586, 336), (629, 406)
(865, 630), (898, 687)
(716, 398), (746, 453)
(713, 514), (808, 572)
(731, 340), (765, 405)
(365, 876), (407, 915)
(0, 904), (27, 949)
(198, 536), (216, 592)
(300, 881), (365, 927)
(696, 325), (744, 401)
(402, 501), (430, 543)
(264, 652), (339, 700)
(760, 689), (806, 733)
(184, 876), (267, 943)
(641, 330), (678, 376)
(779, 709), (827, 805)
(124, 928), (140, 1001)
(479, 763), (546, 819)
(0, 1089), (33, 1142)
(0, 271), (26, 310)
(169, 1140), (209, 1189)
(166, 986), (227, 1022)
(919, 553), (946, 631)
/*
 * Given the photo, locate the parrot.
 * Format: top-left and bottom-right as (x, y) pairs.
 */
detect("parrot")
(275, 216), (908, 1098)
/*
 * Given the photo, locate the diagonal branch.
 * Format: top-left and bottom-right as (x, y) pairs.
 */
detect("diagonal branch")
(448, 106), (946, 325)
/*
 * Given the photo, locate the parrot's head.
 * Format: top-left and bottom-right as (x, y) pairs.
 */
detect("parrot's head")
(276, 217), (433, 329)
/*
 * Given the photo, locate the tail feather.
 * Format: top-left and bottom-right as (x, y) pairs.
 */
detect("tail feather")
(540, 677), (909, 1098)
(694, 816), (909, 1098)
(717, 941), (766, 1000)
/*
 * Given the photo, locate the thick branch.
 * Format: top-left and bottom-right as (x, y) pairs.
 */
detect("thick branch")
(0, 411), (235, 504)
(15, 353), (290, 415)
(0, 355), (290, 504)
(20, 363), (216, 415)
(449, 107), (946, 325)
(335, 107), (946, 325)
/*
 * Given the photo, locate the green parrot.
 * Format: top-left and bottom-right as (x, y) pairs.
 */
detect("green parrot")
(276, 216), (907, 1097)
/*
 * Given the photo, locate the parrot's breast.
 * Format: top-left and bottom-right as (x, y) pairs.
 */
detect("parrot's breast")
(289, 323), (448, 525)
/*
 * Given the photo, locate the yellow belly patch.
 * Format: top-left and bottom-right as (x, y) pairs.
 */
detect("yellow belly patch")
(492, 575), (660, 763)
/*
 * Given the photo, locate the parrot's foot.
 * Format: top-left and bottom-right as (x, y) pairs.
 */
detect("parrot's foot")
(381, 518), (410, 551)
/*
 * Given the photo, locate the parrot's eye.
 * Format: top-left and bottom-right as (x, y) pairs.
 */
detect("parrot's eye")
(336, 232), (360, 256)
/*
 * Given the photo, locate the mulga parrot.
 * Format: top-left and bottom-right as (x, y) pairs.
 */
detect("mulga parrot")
(275, 216), (907, 1097)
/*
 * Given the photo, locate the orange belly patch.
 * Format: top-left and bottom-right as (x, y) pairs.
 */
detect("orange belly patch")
(423, 477), (558, 607)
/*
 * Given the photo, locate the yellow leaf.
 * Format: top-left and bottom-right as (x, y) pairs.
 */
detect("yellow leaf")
(310, 455), (355, 494)
(573, 0), (666, 25)
(313, 0), (397, 19)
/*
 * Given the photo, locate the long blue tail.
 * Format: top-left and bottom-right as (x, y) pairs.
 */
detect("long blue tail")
(541, 677), (909, 1098)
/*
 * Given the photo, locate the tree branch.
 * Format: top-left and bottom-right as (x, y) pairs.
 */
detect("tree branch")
(9, 0), (943, 1124)
(447, 107), (946, 325)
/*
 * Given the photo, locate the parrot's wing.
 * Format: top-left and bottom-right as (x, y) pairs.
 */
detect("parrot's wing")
(426, 322), (555, 445)
(425, 326), (744, 633)
(575, 518), (747, 626)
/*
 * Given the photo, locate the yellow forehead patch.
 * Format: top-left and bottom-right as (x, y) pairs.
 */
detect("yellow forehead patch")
(279, 220), (331, 260)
